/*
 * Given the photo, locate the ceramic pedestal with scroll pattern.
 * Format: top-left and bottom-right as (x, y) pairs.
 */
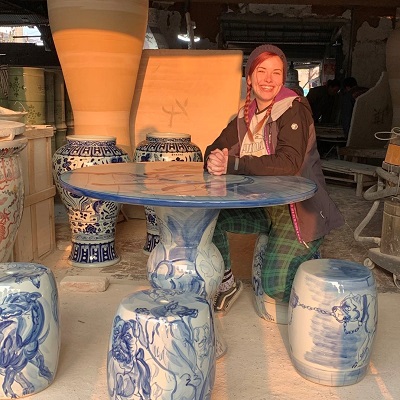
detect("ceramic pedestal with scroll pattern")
(134, 132), (203, 254)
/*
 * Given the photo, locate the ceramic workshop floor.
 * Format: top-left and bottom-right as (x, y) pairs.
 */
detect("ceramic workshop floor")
(28, 182), (400, 400)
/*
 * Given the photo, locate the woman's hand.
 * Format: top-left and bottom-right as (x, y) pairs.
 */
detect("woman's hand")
(207, 148), (228, 175)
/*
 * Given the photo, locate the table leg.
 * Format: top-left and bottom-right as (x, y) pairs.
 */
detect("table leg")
(147, 206), (227, 358)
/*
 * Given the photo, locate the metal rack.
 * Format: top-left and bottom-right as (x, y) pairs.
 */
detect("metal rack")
(354, 161), (400, 288)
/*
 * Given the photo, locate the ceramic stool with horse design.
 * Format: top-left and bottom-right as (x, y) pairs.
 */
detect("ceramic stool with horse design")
(0, 262), (60, 398)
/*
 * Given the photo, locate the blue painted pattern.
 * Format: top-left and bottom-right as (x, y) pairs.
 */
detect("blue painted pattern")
(107, 288), (214, 400)
(0, 263), (59, 398)
(60, 162), (317, 208)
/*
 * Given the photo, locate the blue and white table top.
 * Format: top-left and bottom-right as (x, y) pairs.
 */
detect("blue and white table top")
(60, 162), (317, 208)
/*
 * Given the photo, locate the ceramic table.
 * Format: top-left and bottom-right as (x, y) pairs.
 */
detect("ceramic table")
(59, 161), (317, 358)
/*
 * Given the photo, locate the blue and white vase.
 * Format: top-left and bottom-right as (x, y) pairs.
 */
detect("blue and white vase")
(0, 133), (27, 263)
(134, 132), (203, 254)
(52, 135), (130, 268)
(0, 262), (60, 398)
(288, 259), (378, 386)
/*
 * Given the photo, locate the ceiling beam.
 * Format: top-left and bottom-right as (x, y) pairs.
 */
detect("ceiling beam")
(173, 0), (400, 7)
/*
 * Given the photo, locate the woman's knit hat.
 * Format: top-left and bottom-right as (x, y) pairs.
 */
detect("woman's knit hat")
(245, 44), (288, 83)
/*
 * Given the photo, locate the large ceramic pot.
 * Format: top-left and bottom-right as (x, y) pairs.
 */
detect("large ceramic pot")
(47, 0), (148, 157)
(53, 135), (130, 268)
(7, 67), (46, 125)
(134, 132), (203, 254)
(0, 123), (27, 262)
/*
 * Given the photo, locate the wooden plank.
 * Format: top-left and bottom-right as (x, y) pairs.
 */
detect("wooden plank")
(186, 0), (399, 6)
(338, 147), (387, 160)
(13, 125), (56, 262)
(321, 159), (378, 196)
(321, 160), (377, 175)
(24, 186), (56, 208)
(130, 49), (243, 154)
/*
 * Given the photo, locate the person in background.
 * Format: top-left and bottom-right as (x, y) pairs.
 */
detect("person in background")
(341, 77), (369, 138)
(204, 44), (344, 315)
(306, 79), (341, 124)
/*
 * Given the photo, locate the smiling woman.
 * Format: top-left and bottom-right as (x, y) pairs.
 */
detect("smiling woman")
(204, 43), (344, 317)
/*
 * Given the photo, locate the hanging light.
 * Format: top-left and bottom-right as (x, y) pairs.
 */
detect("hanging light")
(177, 33), (200, 42)
(177, 8), (200, 49)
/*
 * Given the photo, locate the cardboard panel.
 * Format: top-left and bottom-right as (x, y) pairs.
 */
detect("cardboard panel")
(130, 49), (243, 154)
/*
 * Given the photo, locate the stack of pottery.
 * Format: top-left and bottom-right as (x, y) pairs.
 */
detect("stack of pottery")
(0, 120), (27, 262)
(47, 0), (148, 267)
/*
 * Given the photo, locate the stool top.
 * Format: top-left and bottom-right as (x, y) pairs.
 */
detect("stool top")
(120, 288), (210, 315)
(299, 259), (373, 282)
(0, 262), (51, 282)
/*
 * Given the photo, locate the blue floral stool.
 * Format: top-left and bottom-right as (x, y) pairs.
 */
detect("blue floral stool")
(288, 259), (378, 386)
(0, 263), (60, 398)
(107, 288), (215, 400)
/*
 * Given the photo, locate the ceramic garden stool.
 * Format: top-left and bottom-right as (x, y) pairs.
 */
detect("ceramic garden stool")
(252, 233), (289, 324)
(288, 259), (378, 387)
(0, 262), (60, 398)
(107, 288), (215, 400)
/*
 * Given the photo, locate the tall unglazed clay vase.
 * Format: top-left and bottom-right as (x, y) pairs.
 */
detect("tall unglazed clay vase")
(53, 135), (130, 267)
(47, 0), (148, 157)
(0, 121), (27, 262)
(134, 132), (203, 254)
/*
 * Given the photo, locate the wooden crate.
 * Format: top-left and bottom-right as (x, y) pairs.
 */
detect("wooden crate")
(13, 125), (56, 262)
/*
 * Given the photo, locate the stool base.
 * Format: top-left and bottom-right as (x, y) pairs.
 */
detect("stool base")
(254, 294), (288, 325)
(291, 357), (368, 387)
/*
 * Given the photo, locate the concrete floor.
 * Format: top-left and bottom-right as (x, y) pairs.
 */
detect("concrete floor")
(25, 182), (400, 399)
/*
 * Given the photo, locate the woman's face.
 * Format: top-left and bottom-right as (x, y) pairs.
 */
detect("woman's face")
(247, 55), (284, 110)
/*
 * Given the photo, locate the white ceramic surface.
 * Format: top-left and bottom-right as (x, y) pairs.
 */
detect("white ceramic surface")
(108, 288), (215, 400)
(0, 262), (60, 398)
(288, 259), (378, 387)
(0, 106), (28, 124)
(0, 119), (25, 141)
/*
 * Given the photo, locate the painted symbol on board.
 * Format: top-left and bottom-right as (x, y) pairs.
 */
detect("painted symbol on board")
(162, 99), (189, 127)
